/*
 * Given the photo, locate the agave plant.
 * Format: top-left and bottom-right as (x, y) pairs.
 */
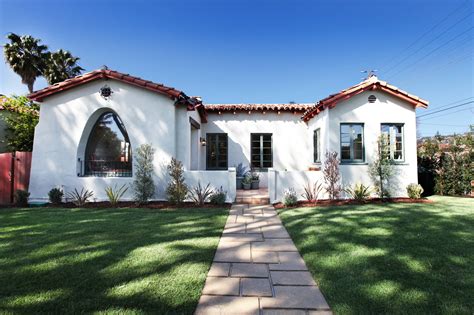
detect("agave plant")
(188, 181), (213, 205)
(67, 188), (94, 206)
(301, 180), (324, 202)
(105, 184), (128, 206)
(344, 183), (372, 202)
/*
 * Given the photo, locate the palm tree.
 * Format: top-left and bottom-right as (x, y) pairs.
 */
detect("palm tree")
(43, 49), (84, 85)
(3, 33), (49, 93)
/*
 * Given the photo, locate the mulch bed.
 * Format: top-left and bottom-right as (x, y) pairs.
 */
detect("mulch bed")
(273, 197), (432, 209)
(2, 201), (232, 210)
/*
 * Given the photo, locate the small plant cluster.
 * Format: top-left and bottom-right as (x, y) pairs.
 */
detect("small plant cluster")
(14, 190), (29, 206)
(166, 157), (189, 204)
(283, 188), (298, 207)
(344, 183), (372, 202)
(236, 163), (260, 190)
(301, 180), (324, 202)
(406, 183), (424, 199)
(188, 182), (227, 205)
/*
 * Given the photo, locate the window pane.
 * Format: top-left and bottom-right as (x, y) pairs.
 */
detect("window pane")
(207, 133), (228, 169)
(85, 112), (132, 177)
(251, 134), (272, 168)
(314, 129), (320, 162)
(380, 124), (403, 161)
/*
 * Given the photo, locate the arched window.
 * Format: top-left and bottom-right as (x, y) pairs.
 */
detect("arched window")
(84, 112), (132, 177)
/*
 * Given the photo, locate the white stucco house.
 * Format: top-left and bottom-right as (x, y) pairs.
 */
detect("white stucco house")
(27, 68), (428, 203)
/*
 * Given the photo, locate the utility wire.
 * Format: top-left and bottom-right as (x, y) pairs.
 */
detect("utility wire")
(418, 106), (474, 121)
(418, 100), (474, 118)
(382, 11), (473, 76)
(420, 96), (473, 110)
(378, 1), (470, 72)
(387, 27), (474, 79)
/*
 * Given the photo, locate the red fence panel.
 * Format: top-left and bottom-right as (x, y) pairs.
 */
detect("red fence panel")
(0, 152), (32, 205)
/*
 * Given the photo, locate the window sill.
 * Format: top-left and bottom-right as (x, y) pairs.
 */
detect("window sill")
(340, 162), (368, 165)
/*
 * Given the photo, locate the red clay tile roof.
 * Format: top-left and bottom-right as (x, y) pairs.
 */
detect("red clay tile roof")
(205, 103), (314, 113)
(28, 69), (185, 102)
(302, 76), (429, 122)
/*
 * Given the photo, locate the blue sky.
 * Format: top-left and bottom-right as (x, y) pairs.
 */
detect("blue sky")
(0, 0), (472, 136)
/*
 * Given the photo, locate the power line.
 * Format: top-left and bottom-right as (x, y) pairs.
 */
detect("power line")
(378, 1), (470, 72)
(387, 27), (474, 79)
(418, 106), (474, 121)
(418, 100), (474, 118)
(421, 96), (474, 110)
(382, 11), (473, 76)
(418, 122), (470, 127)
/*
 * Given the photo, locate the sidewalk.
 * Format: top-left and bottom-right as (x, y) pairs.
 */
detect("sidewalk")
(195, 203), (332, 315)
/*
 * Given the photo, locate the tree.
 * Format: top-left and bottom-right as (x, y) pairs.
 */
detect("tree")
(166, 158), (189, 204)
(369, 136), (395, 199)
(0, 96), (39, 151)
(43, 49), (84, 84)
(323, 151), (342, 200)
(132, 144), (155, 204)
(3, 33), (48, 93)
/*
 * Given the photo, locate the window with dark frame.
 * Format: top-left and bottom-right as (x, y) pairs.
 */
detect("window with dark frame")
(84, 111), (132, 177)
(340, 123), (364, 162)
(313, 128), (321, 163)
(251, 133), (272, 169)
(381, 124), (404, 161)
(206, 133), (228, 170)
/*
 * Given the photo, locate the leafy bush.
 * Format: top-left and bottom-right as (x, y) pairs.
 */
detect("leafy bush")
(188, 181), (213, 205)
(132, 144), (155, 204)
(105, 184), (128, 206)
(14, 190), (29, 206)
(344, 183), (372, 202)
(210, 187), (227, 205)
(301, 180), (324, 202)
(48, 187), (63, 204)
(236, 163), (248, 177)
(407, 183), (424, 199)
(67, 188), (93, 206)
(369, 136), (395, 199)
(166, 158), (188, 204)
(283, 188), (298, 207)
(323, 151), (342, 200)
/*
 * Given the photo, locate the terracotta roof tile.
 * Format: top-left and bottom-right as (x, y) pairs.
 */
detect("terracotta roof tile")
(205, 103), (314, 113)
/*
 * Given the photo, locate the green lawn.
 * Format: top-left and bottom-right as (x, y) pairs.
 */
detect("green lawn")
(0, 206), (228, 314)
(278, 196), (474, 314)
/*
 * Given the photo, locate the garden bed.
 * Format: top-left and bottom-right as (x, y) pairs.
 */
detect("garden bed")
(47, 201), (232, 209)
(273, 197), (432, 209)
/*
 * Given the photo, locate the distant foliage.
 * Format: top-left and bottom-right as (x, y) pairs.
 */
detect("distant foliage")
(133, 144), (155, 204)
(406, 183), (424, 199)
(369, 136), (395, 199)
(301, 180), (324, 202)
(0, 96), (39, 151)
(188, 181), (213, 205)
(209, 187), (227, 205)
(105, 184), (128, 206)
(344, 183), (372, 202)
(323, 152), (342, 200)
(67, 188), (93, 206)
(283, 188), (298, 207)
(48, 188), (63, 204)
(166, 158), (188, 204)
(14, 190), (29, 206)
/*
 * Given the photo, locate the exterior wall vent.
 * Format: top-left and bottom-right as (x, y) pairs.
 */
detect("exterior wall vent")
(368, 95), (377, 103)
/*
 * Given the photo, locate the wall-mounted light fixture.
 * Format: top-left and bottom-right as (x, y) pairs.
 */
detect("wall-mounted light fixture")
(200, 137), (206, 146)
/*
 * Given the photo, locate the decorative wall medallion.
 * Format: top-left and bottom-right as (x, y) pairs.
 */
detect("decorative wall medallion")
(100, 85), (113, 99)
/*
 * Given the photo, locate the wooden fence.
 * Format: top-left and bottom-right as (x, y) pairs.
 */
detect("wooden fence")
(0, 152), (32, 204)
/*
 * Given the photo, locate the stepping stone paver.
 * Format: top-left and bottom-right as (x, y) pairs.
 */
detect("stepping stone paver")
(195, 203), (331, 314)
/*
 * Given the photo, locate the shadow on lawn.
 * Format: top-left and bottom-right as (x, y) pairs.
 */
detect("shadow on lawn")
(278, 197), (474, 314)
(0, 207), (227, 314)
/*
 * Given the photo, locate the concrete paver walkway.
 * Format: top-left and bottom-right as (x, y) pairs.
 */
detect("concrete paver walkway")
(195, 203), (332, 315)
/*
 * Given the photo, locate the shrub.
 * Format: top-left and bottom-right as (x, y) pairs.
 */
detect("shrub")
(369, 136), (396, 199)
(48, 187), (63, 204)
(105, 184), (128, 206)
(166, 158), (188, 204)
(344, 183), (372, 202)
(251, 172), (259, 181)
(236, 163), (248, 177)
(283, 188), (298, 207)
(210, 187), (227, 205)
(67, 188), (93, 206)
(407, 183), (424, 199)
(301, 180), (324, 202)
(14, 190), (29, 206)
(323, 151), (342, 200)
(188, 181), (213, 205)
(132, 144), (155, 204)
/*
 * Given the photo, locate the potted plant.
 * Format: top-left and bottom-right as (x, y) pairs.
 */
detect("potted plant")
(242, 174), (252, 190)
(235, 163), (248, 189)
(251, 171), (260, 189)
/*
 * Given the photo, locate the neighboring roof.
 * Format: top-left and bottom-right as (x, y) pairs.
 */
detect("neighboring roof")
(302, 75), (429, 122)
(28, 69), (186, 101)
(205, 103), (313, 113)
